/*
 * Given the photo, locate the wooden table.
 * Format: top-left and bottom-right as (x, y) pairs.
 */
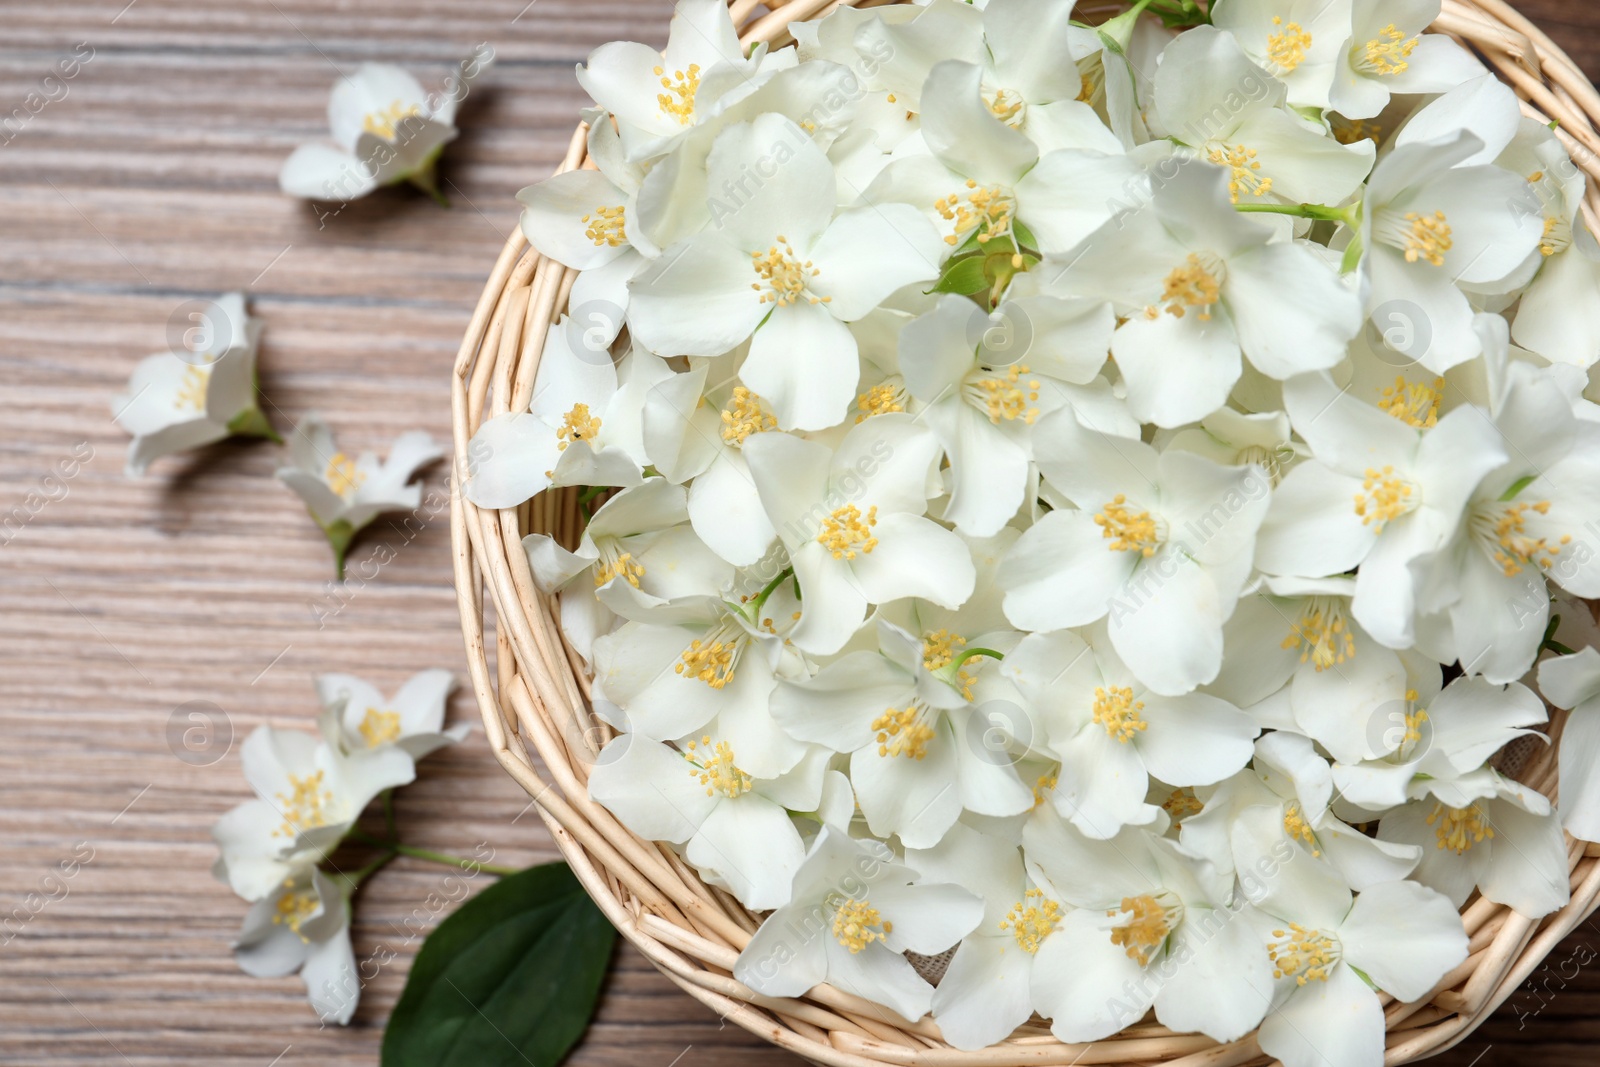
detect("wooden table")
(2, 2), (1599, 1064)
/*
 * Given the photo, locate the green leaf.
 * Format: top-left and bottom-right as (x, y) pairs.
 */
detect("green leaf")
(928, 254), (989, 296)
(382, 863), (617, 1067)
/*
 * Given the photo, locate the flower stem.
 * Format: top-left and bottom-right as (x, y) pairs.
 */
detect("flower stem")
(348, 829), (518, 876)
(330, 848), (398, 898)
(951, 647), (1006, 670)
(1235, 201), (1358, 226)
(748, 566), (795, 618)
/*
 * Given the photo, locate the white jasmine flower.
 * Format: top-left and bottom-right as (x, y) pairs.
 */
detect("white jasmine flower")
(588, 726), (825, 909)
(1506, 121), (1600, 367)
(1329, 0), (1485, 121)
(1233, 804), (1469, 1067)
(897, 293), (1129, 537)
(315, 668), (469, 761)
(1004, 629), (1258, 838)
(743, 415), (975, 655)
(210, 725), (414, 901)
(277, 413), (442, 578)
(1153, 26), (1376, 206)
(464, 325), (668, 509)
(999, 411), (1270, 695)
(280, 52), (491, 204)
(114, 292), (278, 475)
(1060, 160), (1361, 427)
(771, 618), (1033, 848)
(733, 826), (984, 1024)
(233, 864), (360, 1025)
(1538, 648), (1600, 843)
(628, 114), (942, 430)
(1255, 372), (1507, 650)
(1023, 805), (1274, 1044)
(1354, 131), (1543, 369)
(1210, 0), (1353, 110)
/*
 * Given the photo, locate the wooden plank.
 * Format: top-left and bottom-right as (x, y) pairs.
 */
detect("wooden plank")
(0, 0), (1596, 1064)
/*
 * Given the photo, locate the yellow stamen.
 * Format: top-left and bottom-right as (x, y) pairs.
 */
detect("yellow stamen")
(1427, 802), (1495, 854)
(968, 364), (1041, 424)
(1358, 24), (1420, 77)
(1283, 804), (1321, 857)
(1378, 375), (1446, 428)
(676, 636), (738, 689)
(683, 736), (753, 798)
(1093, 685), (1148, 744)
(1094, 495), (1161, 557)
(720, 386), (776, 445)
(1331, 116), (1383, 146)
(273, 884), (320, 941)
(1353, 466), (1417, 532)
(1108, 894), (1179, 966)
(1400, 211), (1453, 266)
(1269, 923), (1340, 985)
(557, 403), (601, 451)
(1000, 889), (1062, 954)
(362, 100), (422, 139)
(325, 453), (365, 498)
(1474, 499), (1565, 577)
(359, 707), (402, 746)
(924, 629), (975, 698)
(832, 896), (891, 953)
(985, 87), (1024, 126)
(1033, 771), (1059, 808)
(817, 504), (878, 560)
(274, 771), (332, 838)
(1162, 787), (1203, 828)
(935, 180), (1016, 247)
(581, 204), (627, 247)
(1282, 597), (1356, 671)
(750, 236), (828, 307)
(855, 381), (907, 422)
(594, 551), (645, 589)
(175, 364), (211, 412)
(654, 63), (701, 124)
(1207, 143), (1273, 203)
(1267, 17), (1312, 73)
(1152, 254), (1223, 320)
(872, 704), (936, 760)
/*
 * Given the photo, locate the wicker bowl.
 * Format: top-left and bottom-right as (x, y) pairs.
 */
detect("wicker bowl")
(451, 2), (1600, 1063)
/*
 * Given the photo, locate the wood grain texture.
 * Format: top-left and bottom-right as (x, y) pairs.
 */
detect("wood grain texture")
(0, 1), (1596, 1064)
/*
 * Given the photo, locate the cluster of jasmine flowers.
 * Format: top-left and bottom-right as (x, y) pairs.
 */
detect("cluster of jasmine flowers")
(463, 0), (1600, 1062)
(210, 671), (469, 1023)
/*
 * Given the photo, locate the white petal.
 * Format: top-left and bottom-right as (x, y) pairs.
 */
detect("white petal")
(931, 935), (1035, 1050)
(1257, 963), (1384, 1067)
(1339, 880), (1468, 1001)
(742, 301), (861, 431)
(999, 510), (1133, 631)
(462, 413), (561, 510)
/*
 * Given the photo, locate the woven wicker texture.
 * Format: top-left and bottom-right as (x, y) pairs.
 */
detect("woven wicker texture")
(450, 2), (1600, 1063)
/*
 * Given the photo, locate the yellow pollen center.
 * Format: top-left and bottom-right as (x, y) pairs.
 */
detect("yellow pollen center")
(1093, 685), (1148, 744)
(924, 628), (975, 698)
(1269, 923), (1340, 985)
(1403, 211), (1453, 266)
(969, 364), (1041, 424)
(750, 236), (828, 307)
(1152, 254), (1223, 320)
(325, 453), (365, 498)
(1207, 143), (1273, 203)
(274, 771), (332, 838)
(1378, 375), (1446, 428)
(720, 386), (776, 445)
(832, 897), (891, 953)
(1108, 894), (1177, 966)
(594, 551), (646, 589)
(1402, 695), (1430, 747)
(582, 204), (627, 247)
(1162, 787), (1204, 827)
(1000, 889), (1062, 954)
(273, 883), (320, 940)
(683, 736), (753, 798)
(1033, 771), (1059, 808)
(1267, 17), (1312, 73)
(1476, 499), (1566, 577)
(362, 100), (422, 139)
(1283, 804), (1321, 857)
(855, 381), (907, 422)
(1094, 495), (1162, 557)
(1428, 802), (1495, 854)
(653, 63), (701, 124)
(986, 87), (1024, 126)
(359, 707), (402, 746)
(557, 403), (601, 451)
(1359, 24), (1420, 76)
(935, 180), (1017, 247)
(872, 704), (936, 760)
(1332, 116), (1383, 146)
(676, 634), (739, 689)
(1353, 466), (1416, 532)
(175, 364), (211, 412)
(1542, 214), (1573, 257)
(1282, 597), (1356, 671)
(817, 504), (878, 560)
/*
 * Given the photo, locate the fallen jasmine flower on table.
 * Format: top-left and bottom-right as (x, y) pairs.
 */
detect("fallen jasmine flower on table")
(276, 413), (443, 578)
(113, 292), (279, 475)
(315, 668), (470, 759)
(233, 863), (360, 1025)
(279, 49), (493, 206)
